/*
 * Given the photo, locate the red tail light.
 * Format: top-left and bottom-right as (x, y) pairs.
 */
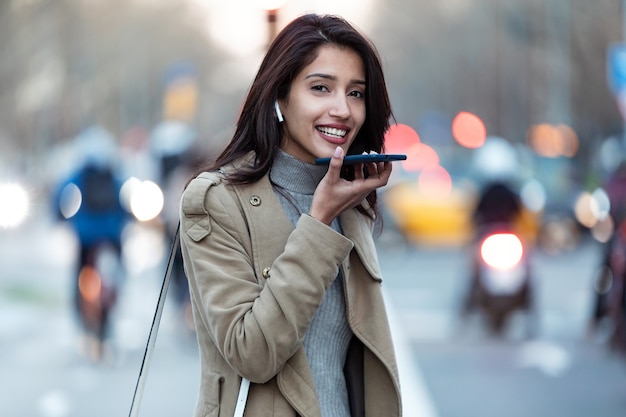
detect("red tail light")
(480, 233), (524, 270)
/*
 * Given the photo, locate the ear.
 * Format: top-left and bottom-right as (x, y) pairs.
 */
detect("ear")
(274, 100), (284, 122)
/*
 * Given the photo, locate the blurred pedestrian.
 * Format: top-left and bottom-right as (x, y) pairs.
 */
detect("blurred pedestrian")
(588, 160), (626, 339)
(179, 13), (401, 417)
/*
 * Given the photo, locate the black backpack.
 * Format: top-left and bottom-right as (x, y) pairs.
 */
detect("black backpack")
(80, 165), (119, 212)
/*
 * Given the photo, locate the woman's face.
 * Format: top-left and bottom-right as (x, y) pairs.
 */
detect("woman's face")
(278, 45), (366, 164)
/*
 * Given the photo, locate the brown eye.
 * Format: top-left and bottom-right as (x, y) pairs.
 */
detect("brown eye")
(349, 90), (364, 99)
(312, 85), (329, 92)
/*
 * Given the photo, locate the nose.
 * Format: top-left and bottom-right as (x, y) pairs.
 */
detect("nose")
(329, 95), (350, 119)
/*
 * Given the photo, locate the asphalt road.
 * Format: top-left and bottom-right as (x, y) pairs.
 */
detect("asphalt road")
(377, 231), (626, 417)
(2, 215), (625, 417)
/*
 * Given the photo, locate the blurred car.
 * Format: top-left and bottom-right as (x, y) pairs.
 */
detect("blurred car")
(383, 181), (474, 247)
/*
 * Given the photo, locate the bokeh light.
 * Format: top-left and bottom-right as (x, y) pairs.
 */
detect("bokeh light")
(78, 266), (102, 303)
(120, 177), (142, 212)
(403, 143), (440, 172)
(591, 216), (614, 243)
(471, 137), (519, 179)
(59, 183), (82, 219)
(0, 182), (30, 229)
(526, 123), (579, 158)
(481, 233), (524, 270)
(452, 111), (486, 149)
(418, 165), (452, 199)
(574, 191), (596, 228)
(574, 188), (615, 232)
(129, 180), (164, 222)
(520, 179), (547, 213)
(590, 188), (610, 221)
(598, 138), (623, 174)
(384, 123), (420, 155)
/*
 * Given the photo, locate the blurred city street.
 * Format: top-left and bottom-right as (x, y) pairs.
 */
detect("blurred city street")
(2, 208), (626, 416)
(2, 2), (626, 415)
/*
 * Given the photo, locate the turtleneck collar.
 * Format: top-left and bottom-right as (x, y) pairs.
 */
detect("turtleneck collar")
(269, 149), (328, 195)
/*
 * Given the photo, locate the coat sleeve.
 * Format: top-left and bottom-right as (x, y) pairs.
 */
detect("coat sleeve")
(179, 174), (354, 383)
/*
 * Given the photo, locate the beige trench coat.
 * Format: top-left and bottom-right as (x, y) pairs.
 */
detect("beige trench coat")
(179, 157), (402, 417)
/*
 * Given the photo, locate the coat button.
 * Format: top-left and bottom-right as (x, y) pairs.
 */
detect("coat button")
(249, 195), (261, 206)
(262, 267), (271, 278)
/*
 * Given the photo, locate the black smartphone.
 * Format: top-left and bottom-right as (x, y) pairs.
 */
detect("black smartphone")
(314, 154), (407, 165)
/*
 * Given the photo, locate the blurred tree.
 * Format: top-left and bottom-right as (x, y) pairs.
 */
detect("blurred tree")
(0, 0), (228, 159)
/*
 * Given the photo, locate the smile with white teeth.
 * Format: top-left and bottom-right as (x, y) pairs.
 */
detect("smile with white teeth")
(318, 126), (347, 138)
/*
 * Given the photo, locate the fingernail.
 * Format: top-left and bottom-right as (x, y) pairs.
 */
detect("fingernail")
(334, 146), (342, 158)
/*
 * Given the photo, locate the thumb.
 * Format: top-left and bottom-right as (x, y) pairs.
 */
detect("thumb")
(327, 146), (344, 174)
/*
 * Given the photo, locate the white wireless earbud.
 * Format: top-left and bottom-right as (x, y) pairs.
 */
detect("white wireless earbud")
(274, 100), (284, 122)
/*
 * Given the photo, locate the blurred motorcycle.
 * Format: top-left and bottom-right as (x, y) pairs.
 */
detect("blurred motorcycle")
(462, 223), (535, 336)
(464, 224), (533, 335)
(460, 180), (536, 336)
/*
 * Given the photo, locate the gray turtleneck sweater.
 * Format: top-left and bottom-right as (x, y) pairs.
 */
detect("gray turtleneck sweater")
(269, 150), (353, 417)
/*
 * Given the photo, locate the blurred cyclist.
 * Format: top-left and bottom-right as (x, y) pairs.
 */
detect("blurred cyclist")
(53, 126), (130, 356)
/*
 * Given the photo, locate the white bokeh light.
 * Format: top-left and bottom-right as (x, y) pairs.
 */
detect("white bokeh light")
(59, 183), (82, 219)
(0, 182), (30, 229)
(590, 188), (610, 221)
(520, 179), (547, 213)
(130, 180), (164, 222)
(481, 233), (524, 270)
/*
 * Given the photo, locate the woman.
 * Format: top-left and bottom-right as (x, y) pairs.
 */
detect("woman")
(180, 13), (402, 417)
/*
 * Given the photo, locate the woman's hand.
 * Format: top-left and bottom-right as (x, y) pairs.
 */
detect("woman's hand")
(309, 146), (392, 225)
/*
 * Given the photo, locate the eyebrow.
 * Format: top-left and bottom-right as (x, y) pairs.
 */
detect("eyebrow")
(305, 73), (366, 85)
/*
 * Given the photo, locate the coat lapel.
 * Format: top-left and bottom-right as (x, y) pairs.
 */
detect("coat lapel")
(340, 208), (383, 281)
(233, 175), (294, 282)
(340, 208), (400, 399)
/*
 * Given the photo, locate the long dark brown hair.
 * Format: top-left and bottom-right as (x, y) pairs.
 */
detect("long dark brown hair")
(196, 13), (393, 217)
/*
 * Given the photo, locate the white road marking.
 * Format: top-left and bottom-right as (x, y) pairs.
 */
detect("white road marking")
(384, 289), (439, 417)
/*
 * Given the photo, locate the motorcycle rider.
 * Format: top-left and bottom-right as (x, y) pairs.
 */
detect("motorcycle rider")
(473, 180), (522, 229)
(463, 180), (523, 307)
